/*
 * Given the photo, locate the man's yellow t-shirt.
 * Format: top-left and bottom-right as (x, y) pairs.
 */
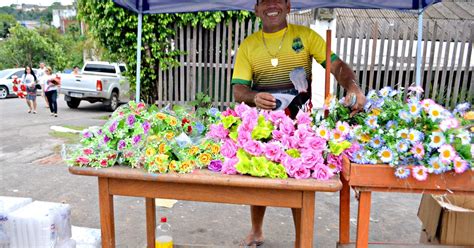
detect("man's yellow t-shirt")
(232, 24), (338, 92)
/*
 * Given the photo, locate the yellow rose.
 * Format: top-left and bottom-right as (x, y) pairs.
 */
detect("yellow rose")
(158, 164), (168, 173)
(146, 147), (156, 157)
(155, 113), (167, 120)
(180, 160), (193, 172)
(154, 154), (169, 165)
(147, 135), (158, 142)
(189, 146), (199, 155)
(159, 143), (167, 154)
(165, 132), (175, 141)
(169, 160), (177, 172)
(168, 117), (178, 126)
(211, 144), (220, 155)
(360, 133), (371, 143)
(198, 153), (212, 165)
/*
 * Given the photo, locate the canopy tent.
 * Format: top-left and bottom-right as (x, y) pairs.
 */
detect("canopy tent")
(112, 0), (441, 102)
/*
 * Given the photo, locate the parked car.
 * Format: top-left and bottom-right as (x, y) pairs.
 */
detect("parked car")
(60, 61), (130, 111)
(0, 68), (39, 99)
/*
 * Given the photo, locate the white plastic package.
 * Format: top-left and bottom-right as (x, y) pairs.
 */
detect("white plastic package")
(71, 226), (101, 248)
(5, 201), (72, 248)
(0, 196), (33, 231)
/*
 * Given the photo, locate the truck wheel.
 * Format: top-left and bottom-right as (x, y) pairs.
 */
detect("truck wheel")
(0, 86), (8, 99)
(105, 92), (119, 112)
(66, 97), (81, 109)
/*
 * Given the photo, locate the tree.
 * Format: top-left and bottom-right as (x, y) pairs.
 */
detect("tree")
(77, 0), (252, 102)
(0, 13), (16, 38)
(0, 25), (84, 71)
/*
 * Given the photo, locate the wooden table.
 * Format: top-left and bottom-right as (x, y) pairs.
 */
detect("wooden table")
(69, 166), (342, 248)
(338, 158), (474, 248)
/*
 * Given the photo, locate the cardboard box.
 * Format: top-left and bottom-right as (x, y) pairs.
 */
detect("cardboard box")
(418, 194), (474, 246)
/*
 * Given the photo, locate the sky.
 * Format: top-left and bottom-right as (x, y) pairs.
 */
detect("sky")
(0, 0), (73, 7)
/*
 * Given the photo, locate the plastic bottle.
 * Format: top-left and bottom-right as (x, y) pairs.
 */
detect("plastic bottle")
(155, 217), (173, 248)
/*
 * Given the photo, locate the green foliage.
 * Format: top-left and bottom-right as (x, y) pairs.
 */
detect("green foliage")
(77, 0), (254, 102)
(0, 24), (84, 71)
(0, 13), (16, 38)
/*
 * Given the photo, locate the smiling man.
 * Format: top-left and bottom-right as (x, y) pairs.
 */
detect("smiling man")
(232, 0), (366, 246)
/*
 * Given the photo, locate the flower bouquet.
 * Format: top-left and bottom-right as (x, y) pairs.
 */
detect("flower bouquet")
(207, 103), (357, 179)
(64, 101), (222, 174)
(11, 76), (26, 98)
(326, 86), (473, 181)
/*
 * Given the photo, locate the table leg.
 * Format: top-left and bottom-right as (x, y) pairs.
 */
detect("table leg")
(292, 208), (301, 248)
(356, 191), (372, 248)
(339, 175), (351, 244)
(146, 198), (156, 248)
(98, 178), (115, 248)
(298, 191), (315, 248)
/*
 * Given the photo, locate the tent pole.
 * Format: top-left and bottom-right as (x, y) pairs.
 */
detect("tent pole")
(415, 8), (423, 96)
(135, 11), (143, 103)
(324, 29), (331, 118)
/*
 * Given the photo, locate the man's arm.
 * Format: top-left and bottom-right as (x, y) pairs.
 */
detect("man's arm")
(233, 84), (276, 110)
(331, 59), (366, 115)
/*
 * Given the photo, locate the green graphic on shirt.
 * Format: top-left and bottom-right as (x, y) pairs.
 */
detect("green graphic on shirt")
(292, 37), (304, 53)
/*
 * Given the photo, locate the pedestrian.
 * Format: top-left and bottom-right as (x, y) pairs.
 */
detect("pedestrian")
(21, 66), (39, 114)
(231, 0), (366, 246)
(38, 62), (50, 109)
(42, 66), (60, 117)
(72, 66), (80, 75)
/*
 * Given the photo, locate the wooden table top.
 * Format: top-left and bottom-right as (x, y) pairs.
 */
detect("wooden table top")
(69, 166), (342, 192)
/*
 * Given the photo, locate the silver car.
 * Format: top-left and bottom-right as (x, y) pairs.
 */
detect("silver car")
(0, 68), (39, 99)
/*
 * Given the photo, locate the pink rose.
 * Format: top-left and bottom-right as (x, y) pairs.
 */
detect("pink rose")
(272, 130), (285, 142)
(222, 108), (237, 117)
(293, 166), (311, 179)
(301, 151), (324, 169)
(221, 157), (238, 175)
(207, 124), (229, 140)
(76, 156), (90, 165)
(279, 119), (295, 136)
(312, 166), (333, 180)
(268, 110), (287, 125)
(327, 154), (343, 171)
(83, 148), (94, 155)
(100, 159), (108, 167)
(343, 142), (361, 160)
(235, 103), (251, 118)
(295, 110), (312, 126)
(302, 136), (326, 152)
(243, 140), (263, 156)
(237, 130), (252, 146)
(221, 139), (238, 158)
(263, 142), (283, 162)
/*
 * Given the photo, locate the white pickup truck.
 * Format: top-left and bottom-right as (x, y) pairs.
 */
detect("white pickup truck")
(60, 61), (131, 111)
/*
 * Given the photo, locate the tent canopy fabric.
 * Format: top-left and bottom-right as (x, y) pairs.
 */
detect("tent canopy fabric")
(113, 0), (440, 14)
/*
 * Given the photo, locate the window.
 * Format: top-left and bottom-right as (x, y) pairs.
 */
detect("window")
(119, 65), (126, 73)
(83, 64), (116, 74)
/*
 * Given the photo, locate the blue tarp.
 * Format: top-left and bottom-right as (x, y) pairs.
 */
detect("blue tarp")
(113, 0), (440, 14)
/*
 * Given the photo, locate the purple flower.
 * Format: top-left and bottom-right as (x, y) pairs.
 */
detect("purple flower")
(142, 121), (151, 134)
(83, 131), (92, 139)
(208, 160), (223, 172)
(103, 135), (111, 143)
(117, 140), (126, 150)
(132, 135), (142, 145)
(109, 121), (118, 133)
(127, 115), (136, 127)
(97, 129), (103, 135)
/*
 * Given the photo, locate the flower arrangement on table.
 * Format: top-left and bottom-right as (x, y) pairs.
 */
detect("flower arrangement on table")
(65, 101), (222, 173)
(325, 86), (473, 181)
(11, 76), (26, 98)
(207, 103), (357, 180)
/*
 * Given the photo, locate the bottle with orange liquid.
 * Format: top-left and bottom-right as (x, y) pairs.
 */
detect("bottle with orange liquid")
(155, 217), (173, 248)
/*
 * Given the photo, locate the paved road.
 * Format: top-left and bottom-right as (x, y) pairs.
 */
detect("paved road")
(0, 95), (424, 247)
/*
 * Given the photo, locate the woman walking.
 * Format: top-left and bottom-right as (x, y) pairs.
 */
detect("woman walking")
(42, 67), (60, 117)
(21, 66), (38, 114)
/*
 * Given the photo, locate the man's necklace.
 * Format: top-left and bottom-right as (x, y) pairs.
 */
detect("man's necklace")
(262, 27), (288, 67)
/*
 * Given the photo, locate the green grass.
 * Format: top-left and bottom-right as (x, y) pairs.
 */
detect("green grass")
(93, 115), (111, 120)
(49, 131), (82, 144)
(62, 125), (88, 131)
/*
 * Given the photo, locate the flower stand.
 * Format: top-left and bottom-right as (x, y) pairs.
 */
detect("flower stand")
(338, 157), (474, 247)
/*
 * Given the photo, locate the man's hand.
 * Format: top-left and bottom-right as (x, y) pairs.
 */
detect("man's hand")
(345, 88), (366, 117)
(254, 92), (276, 110)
